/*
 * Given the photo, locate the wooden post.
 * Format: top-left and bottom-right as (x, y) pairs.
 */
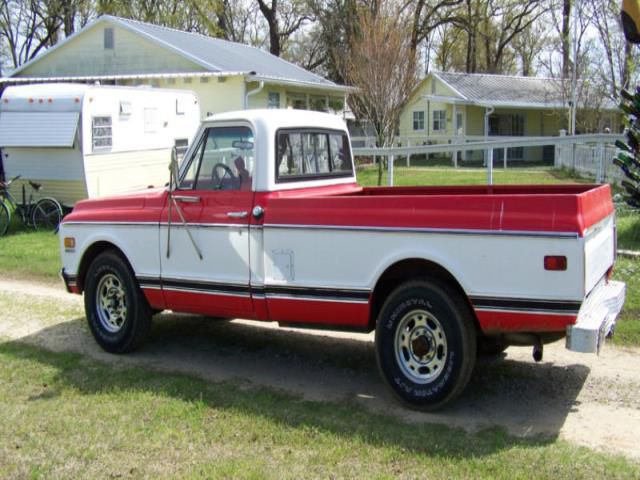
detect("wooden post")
(487, 149), (494, 185)
(503, 147), (508, 169)
(597, 142), (605, 183)
(388, 155), (394, 186)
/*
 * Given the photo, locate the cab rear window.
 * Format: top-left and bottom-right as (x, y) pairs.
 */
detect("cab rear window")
(275, 129), (352, 182)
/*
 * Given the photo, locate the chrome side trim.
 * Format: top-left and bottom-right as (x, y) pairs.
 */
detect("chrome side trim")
(63, 221), (159, 226)
(264, 293), (369, 304)
(262, 223), (579, 239)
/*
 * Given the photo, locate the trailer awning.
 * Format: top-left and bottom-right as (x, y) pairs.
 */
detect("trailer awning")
(0, 112), (79, 147)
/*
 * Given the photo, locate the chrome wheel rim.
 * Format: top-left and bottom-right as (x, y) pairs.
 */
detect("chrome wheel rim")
(96, 273), (127, 333)
(394, 309), (447, 384)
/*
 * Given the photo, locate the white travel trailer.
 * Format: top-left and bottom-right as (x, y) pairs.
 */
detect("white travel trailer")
(0, 83), (200, 207)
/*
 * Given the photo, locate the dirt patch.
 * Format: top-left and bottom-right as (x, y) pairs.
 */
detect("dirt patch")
(1, 279), (639, 460)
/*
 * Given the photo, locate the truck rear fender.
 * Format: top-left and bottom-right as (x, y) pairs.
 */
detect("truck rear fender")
(369, 258), (480, 334)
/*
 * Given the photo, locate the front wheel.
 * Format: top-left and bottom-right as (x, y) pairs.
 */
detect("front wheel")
(32, 197), (63, 230)
(84, 251), (151, 353)
(0, 201), (11, 236)
(375, 279), (476, 410)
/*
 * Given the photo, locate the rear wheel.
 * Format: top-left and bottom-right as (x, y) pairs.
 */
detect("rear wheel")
(84, 251), (151, 353)
(0, 201), (10, 236)
(375, 279), (476, 410)
(32, 197), (63, 230)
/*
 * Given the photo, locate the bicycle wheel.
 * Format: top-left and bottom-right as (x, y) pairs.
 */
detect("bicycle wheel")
(32, 197), (63, 231)
(0, 201), (10, 236)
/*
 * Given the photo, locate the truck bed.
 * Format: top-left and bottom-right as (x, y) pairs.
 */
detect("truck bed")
(264, 183), (614, 237)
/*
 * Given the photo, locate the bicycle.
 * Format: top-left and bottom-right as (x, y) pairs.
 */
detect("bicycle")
(0, 175), (63, 236)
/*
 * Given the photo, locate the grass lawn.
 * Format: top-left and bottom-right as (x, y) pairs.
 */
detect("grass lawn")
(0, 341), (637, 479)
(0, 229), (60, 282)
(355, 165), (592, 187)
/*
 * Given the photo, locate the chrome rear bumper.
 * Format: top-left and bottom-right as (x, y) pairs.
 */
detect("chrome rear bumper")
(566, 280), (626, 354)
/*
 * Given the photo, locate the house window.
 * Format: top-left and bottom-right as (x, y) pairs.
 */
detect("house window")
(268, 92), (280, 109)
(433, 110), (446, 132)
(413, 111), (425, 130)
(92, 116), (112, 150)
(287, 93), (306, 109)
(104, 28), (114, 50)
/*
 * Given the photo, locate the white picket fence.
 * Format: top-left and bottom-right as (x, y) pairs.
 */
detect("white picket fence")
(352, 134), (623, 186)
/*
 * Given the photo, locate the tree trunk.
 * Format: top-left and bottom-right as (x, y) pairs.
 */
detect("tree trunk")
(257, 0), (281, 57)
(562, 0), (571, 79)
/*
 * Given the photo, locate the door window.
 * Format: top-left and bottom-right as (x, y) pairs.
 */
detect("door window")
(179, 126), (255, 191)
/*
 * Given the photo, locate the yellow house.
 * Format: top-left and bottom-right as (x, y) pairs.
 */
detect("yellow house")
(398, 72), (620, 162)
(2, 15), (349, 118)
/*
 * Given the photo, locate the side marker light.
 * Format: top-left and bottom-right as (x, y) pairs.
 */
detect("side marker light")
(544, 256), (567, 271)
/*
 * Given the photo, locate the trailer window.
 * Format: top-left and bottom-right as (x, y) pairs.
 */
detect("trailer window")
(276, 129), (352, 182)
(92, 116), (112, 150)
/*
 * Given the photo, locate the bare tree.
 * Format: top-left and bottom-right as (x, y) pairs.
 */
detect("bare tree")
(478, 0), (550, 74)
(339, 3), (419, 185)
(512, 19), (549, 76)
(408, 0), (464, 60)
(0, 0), (63, 69)
(587, 0), (638, 99)
(255, 0), (313, 57)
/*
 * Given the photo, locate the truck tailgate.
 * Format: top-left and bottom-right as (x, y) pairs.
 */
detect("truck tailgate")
(584, 215), (616, 295)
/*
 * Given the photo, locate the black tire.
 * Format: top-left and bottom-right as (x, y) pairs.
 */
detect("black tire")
(32, 197), (63, 230)
(0, 201), (10, 236)
(84, 251), (151, 353)
(375, 279), (476, 410)
(477, 336), (509, 357)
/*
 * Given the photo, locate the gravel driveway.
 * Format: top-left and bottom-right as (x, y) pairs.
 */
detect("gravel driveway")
(1, 278), (639, 460)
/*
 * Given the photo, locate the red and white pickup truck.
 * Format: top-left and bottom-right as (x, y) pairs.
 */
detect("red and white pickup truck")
(59, 109), (626, 409)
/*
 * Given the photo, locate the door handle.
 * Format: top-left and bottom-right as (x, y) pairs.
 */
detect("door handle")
(173, 195), (201, 203)
(227, 211), (248, 219)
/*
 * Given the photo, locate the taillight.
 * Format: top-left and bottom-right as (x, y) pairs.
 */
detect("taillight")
(544, 256), (567, 271)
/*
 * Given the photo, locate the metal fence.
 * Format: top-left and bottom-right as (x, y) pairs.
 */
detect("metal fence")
(352, 134), (623, 186)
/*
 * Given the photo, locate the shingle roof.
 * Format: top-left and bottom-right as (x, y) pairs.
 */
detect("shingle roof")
(432, 72), (617, 110)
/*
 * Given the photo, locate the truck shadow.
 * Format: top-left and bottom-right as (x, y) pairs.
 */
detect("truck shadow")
(5, 311), (590, 451)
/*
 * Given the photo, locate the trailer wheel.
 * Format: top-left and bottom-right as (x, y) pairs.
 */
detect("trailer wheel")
(375, 279), (476, 410)
(84, 251), (151, 353)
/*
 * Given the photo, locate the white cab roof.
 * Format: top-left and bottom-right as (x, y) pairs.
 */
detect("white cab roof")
(201, 109), (354, 192)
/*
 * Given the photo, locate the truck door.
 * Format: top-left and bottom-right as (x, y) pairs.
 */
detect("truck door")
(159, 124), (255, 318)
